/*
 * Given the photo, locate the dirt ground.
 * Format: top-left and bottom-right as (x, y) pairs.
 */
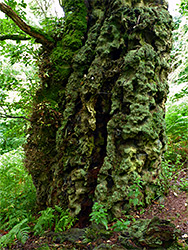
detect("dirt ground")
(137, 189), (188, 233)
(137, 165), (188, 234)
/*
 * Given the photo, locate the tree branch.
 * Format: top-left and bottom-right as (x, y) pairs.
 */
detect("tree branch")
(0, 2), (54, 47)
(0, 113), (31, 121)
(0, 34), (31, 41)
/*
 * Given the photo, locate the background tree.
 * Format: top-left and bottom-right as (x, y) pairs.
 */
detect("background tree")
(0, 0), (173, 225)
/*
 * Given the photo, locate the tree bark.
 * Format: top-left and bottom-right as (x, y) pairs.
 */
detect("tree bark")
(24, 0), (173, 224)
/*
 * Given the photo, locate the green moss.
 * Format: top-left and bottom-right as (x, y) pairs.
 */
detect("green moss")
(30, 26), (55, 43)
(25, 0), (173, 216)
(48, 0), (87, 82)
(94, 5), (173, 215)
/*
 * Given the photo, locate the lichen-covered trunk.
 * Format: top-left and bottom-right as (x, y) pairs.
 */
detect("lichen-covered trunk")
(24, 0), (173, 223)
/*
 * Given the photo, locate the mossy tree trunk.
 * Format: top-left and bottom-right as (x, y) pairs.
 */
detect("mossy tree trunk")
(24, 0), (173, 224)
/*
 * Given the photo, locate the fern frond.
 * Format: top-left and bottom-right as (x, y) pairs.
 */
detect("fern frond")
(0, 218), (29, 247)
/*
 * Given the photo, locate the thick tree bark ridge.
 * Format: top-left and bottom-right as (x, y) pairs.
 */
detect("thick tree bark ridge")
(24, 0), (173, 224)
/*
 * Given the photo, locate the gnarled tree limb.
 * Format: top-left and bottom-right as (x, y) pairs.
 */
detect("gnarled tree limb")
(0, 112), (31, 121)
(0, 34), (30, 41)
(0, 2), (54, 47)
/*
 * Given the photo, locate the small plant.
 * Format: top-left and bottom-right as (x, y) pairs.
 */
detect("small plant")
(160, 204), (165, 209)
(128, 175), (143, 208)
(0, 218), (30, 248)
(33, 207), (55, 235)
(33, 206), (77, 235)
(54, 205), (77, 232)
(111, 218), (131, 232)
(179, 180), (188, 192)
(160, 151), (186, 192)
(90, 202), (109, 230)
(165, 101), (188, 163)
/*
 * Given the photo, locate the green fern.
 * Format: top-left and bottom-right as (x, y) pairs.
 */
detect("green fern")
(0, 218), (29, 247)
(54, 205), (77, 232)
(90, 202), (109, 230)
(33, 207), (55, 235)
(33, 206), (77, 235)
(0, 148), (36, 230)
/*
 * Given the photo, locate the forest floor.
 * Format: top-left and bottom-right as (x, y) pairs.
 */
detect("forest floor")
(137, 162), (188, 233)
(3, 162), (188, 250)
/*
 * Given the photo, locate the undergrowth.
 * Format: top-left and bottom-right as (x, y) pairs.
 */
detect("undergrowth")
(0, 148), (77, 248)
(160, 100), (188, 193)
(0, 148), (36, 230)
(0, 100), (187, 248)
(165, 101), (188, 163)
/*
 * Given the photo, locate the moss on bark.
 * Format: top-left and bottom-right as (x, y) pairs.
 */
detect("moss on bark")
(24, 0), (173, 222)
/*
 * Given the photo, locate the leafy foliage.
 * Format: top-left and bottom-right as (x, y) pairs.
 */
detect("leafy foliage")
(166, 11), (188, 163)
(0, 148), (36, 229)
(0, 148), (77, 245)
(0, 218), (30, 248)
(111, 219), (131, 232)
(0, 60), (39, 153)
(53, 205), (77, 232)
(90, 202), (109, 230)
(166, 101), (188, 160)
(34, 206), (77, 235)
(29, 0), (57, 21)
(33, 207), (55, 235)
(0, 0), (37, 66)
(0, 119), (25, 154)
(4, 0), (27, 19)
(160, 151), (184, 192)
(40, 16), (65, 38)
(157, 8), (188, 196)
(179, 0), (188, 15)
(127, 175), (143, 208)
(168, 5), (188, 102)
